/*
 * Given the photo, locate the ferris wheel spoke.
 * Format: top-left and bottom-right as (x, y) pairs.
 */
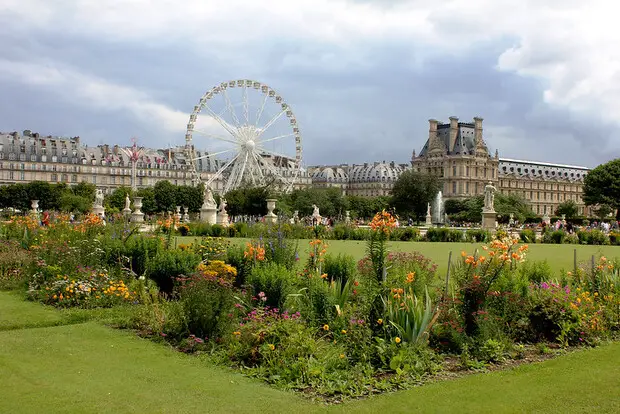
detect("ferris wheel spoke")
(255, 93), (269, 126)
(249, 151), (265, 181)
(257, 109), (286, 139)
(201, 104), (238, 136)
(206, 153), (239, 186)
(258, 132), (295, 144)
(192, 129), (238, 145)
(258, 148), (295, 161)
(192, 148), (236, 161)
(242, 85), (250, 125)
(259, 155), (288, 183)
(222, 89), (242, 128)
(235, 151), (250, 189)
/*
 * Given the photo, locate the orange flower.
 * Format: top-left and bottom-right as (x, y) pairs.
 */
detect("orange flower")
(405, 272), (415, 284)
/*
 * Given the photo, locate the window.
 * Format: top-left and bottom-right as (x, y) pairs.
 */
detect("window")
(51, 173), (58, 181)
(452, 181), (457, 194)
(71, 175), (78, 183)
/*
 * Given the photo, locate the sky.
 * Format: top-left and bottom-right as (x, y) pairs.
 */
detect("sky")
(1, 0), (619, 169)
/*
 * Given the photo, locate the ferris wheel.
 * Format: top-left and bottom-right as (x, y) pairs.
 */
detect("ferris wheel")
(185, 79), (303, 193)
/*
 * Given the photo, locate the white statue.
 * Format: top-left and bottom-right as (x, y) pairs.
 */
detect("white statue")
(427, 203), (431, 216)
(203, 188), (216, 209)
(218, 198), (227, 213)
(312, 204), (320, 218)
(124, 194), (131, 210)
(94, 189), (104, 207)
(484, 181), (497, 212)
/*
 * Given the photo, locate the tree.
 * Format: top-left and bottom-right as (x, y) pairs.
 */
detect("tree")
(105, 186), (133, 212)
(154, 181), (177, 213)
(137, 187), (156, 215)
(555, 200), (578, 218)
(225, 186), (268, 218)
(389, 171), (441, 221)
(593, 204), (614, 220)
(71, 182), (96, 202)
(59, 193), (91, 214)
(583, 159), (620, 219)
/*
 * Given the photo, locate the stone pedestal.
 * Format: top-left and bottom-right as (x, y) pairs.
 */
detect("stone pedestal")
(425, 213), (432, 226)
(122, 206), (132, 221)
(265, 198), (277, 224)
(344, 210), (351, 225)
(482, 210), (497, 231)
(175, 206), (182, 223)
(200, 206), (217, 224)
(30, 200), (40, 220)
(216, 210), (229, 226)
(542, 214), (551, 225)
(131, 197), (144, 223)
(92, 205), (105, 218)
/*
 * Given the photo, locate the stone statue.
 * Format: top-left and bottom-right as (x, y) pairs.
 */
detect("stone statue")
(427, 203), (431, 216)
(218, 198), (227, 213)
(203, 188), (216, 209)
(94, 189), (104, 208)
(312, 204), (320, 218)
(124, 194), (131, 211)
(484, 181), (497, 212)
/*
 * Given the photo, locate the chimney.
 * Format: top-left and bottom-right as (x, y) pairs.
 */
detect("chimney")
(449, 116), (459, 152)
(474, 116), (483, 143)
(428, 119), (438, 149)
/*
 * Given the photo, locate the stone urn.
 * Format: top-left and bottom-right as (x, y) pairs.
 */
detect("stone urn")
(131, 197), (144, 223)
(265, 198), (277, 224)
(182, 206), (190, 223)
(175, 206), (182, 223)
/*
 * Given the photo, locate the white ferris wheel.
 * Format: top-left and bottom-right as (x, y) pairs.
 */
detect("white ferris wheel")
(185, 79), (303, 193)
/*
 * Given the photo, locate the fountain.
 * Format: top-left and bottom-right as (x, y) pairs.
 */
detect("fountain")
(433, 191), (444, 224)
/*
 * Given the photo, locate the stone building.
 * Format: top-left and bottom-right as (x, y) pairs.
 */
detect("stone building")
(309, 161), (407, 197)
(0, 130), (312, 194)
(412, 117), (499, 198)
(411, 117), (591, 216)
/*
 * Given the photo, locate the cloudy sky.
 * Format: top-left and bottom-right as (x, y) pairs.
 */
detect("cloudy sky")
(1, 0), (619, 168)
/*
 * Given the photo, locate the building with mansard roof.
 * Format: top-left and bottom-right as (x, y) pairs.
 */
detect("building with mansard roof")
(411, 117), (592, 217)
(0, 130), (311, 194)
(309, 116), (592, 217)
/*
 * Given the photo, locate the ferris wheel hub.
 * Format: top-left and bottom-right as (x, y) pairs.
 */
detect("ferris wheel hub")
(244, 140), (256, 150)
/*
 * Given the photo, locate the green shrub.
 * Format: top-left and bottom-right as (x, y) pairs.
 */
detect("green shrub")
(465, 229), (490, 243)
(146, 249), (201, 294)
(519, 229), (536, 243)
(247, 263), (297, 309)
(210, 224), (226, 237)
(393, 227), (421, 241)
(518, 260), (554, 284)
(226, 244), (251, 287)
(177, 274), (236, 341)
(323, 253), (357, 285)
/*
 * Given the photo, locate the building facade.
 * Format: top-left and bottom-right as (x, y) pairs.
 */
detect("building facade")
(308, 161), (408, 197)
(411, 117), (591, 216)
(309, 117), (592, 217)
(0, 130), (312, 194)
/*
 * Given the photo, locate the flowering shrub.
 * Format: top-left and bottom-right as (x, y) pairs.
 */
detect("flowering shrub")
(195, 237), (229, 262)
(28, 266), (136, 308)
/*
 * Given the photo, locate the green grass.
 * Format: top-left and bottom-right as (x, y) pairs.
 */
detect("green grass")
(0, 291), (63, 331)
(1, 293), (620, 413)
(179, 237), (620, 276)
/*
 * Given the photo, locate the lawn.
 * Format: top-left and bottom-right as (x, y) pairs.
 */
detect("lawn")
(178, 237), (620, 276)
(1, 293), (619, 413)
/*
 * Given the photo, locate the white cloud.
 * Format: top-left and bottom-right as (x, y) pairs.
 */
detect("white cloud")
(0, 58), (189, 135)
(2, 0), (620, 163)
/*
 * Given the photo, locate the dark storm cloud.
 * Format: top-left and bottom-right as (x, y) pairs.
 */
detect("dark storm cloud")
(0, 22), (612, 169)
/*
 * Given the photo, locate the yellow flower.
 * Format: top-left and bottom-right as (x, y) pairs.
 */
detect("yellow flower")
(339, 354), (345, 359)
(377, 319), (383, 325)
(395, 337), (401, 344)
(233, 331), (241, 336)
(323, 324), (330, 331)
(268, 344), (275, 351)
(341, 329), (347, 334)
